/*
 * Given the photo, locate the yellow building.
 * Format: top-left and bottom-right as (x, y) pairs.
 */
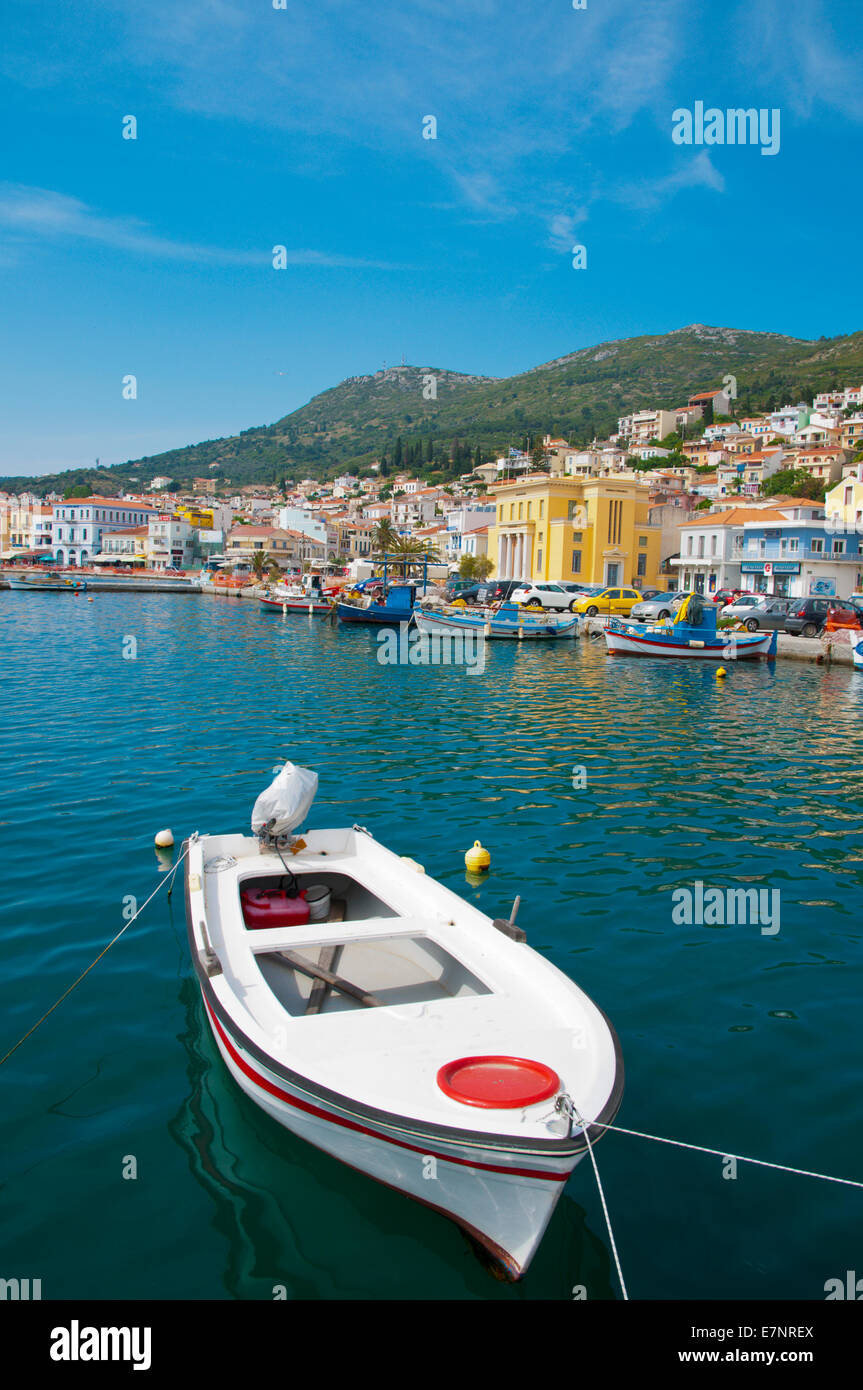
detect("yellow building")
(489, 475), (661, 588)
(178, 504), (215, 529)
(825, 465), (863, 533)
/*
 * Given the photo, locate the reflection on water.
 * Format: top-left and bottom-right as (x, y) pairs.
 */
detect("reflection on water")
(1, 594), (862, 1299)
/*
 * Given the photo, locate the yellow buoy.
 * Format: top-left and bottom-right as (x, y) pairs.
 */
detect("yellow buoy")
(464, 839), (490, 872)
(716, 667), (727, 679)
(154, 828), (174, 848)
(87, 596), (94, 602)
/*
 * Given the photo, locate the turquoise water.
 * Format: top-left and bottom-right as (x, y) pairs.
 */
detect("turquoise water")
(1, 591), (861, 1300)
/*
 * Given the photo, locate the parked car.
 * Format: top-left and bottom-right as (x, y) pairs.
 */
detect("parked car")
(510, 581), (578, 611)
(484, 579), (528, 603)
(713, 588), (755, 606)
(571, 586), (643, 617)
(629, 590), (690, 620)
(732, 597), (794, 632)
(719, 594), (766, 621)
(636, 588), (663, 601)
(448, 578), (526, 606)
(784, 597), (838, 638)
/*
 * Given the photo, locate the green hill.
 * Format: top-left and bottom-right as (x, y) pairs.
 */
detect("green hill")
(6, 324), (863, 495)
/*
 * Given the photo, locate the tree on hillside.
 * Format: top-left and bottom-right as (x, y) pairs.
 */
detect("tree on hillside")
(530, 439), (546, 471)
(763, 468), (826, 502)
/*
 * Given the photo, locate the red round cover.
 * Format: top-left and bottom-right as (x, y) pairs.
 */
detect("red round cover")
(436, 1056), (560, 1108)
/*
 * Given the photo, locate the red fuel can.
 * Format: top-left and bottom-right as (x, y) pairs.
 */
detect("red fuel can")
(241, 887), (310, 929)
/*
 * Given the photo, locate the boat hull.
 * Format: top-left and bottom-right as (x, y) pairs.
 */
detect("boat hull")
(260, 595), (331, 613)
(604, 627), (774, 659)
(202, 991), (578, 1277)
(7, 577), (87, 592)
(336, 602), (414, 626)
(184, 825), (623, 1278)
(415, 610), (579, 641)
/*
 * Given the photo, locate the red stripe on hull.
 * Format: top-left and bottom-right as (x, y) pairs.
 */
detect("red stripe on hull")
(203, 997), (567, 1183)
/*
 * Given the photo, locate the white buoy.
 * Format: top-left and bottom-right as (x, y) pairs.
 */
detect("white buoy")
(154, 828), (174, 848)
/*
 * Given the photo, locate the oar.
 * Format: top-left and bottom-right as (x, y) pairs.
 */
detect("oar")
(276, 949), (382, 1007)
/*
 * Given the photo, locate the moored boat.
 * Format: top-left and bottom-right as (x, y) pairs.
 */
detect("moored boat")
(7, 571), (87, 592)
(416, 601), (580, 640)
(184, 765), (623, 1278)
(261, 574), (332, 613)
(604, 593), (777, 660)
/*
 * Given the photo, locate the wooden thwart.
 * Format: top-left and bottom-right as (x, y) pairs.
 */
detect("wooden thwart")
(306, 943), (343, 1015)
(277, 948), (382, 1009)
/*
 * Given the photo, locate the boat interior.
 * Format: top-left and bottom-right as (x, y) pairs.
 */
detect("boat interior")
(239, 870), (492, 1017)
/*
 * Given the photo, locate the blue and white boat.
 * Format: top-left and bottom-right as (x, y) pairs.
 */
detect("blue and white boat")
(415, 602), (579, 641)
(337, 581), (420, 627)
(604, 594), (777, 661)
(852, 638), (863, 670)
(337, 553), (436, 627)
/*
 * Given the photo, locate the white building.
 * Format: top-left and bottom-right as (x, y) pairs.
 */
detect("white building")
(673, 507), (747, 595)
(52, 497), (156, 567)
(147, 514), (194, 570)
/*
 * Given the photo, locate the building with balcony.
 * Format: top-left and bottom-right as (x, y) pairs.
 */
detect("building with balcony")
(52, 498), (156, 567)
(738, 503), (861, 599)
(673, 508), (748, 595)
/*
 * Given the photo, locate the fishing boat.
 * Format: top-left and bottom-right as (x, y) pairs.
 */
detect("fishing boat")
(852, 638), (863, 670)
(7, 571), (87, 592)
(183, 765), (623, 1278)
(604, 593), (777, 660)
(260, 573), (332, 614)
(336, 553), (439, 627)
(415, 601), (580, 641)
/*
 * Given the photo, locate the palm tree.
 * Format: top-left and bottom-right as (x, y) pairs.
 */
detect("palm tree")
(372, 519), (399, 554)
(251, 550), (273, 579)
(387, 535), (441, 578)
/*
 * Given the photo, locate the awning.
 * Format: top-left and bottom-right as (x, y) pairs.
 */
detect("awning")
(92, 553), (146, 564)
(0, 548), (31, 559)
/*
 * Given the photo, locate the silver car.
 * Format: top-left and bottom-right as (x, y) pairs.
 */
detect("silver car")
(720, 594), (765, 621)
(629, 590), (690, 620)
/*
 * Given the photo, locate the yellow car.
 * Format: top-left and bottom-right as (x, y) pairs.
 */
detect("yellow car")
(572, 586), (643, 617)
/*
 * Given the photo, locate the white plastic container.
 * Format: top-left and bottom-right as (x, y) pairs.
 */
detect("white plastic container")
(304, 884), (332, 922)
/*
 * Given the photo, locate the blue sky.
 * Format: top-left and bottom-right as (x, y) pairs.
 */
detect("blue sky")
(2, 0), (862, 475)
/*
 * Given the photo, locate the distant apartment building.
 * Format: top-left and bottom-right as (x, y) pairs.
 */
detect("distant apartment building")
(792, 447), (845, 486)
(629, 409), (678, 447)
(688, 386), (734, 417)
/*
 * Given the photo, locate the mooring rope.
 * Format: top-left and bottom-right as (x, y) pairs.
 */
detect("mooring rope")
(0, 845), (188, 1068)
(592, 1118), (863, 1190)
(562, 1096), (628, 1301)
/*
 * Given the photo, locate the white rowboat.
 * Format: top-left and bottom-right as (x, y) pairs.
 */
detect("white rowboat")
(183, 767), (623, 1277)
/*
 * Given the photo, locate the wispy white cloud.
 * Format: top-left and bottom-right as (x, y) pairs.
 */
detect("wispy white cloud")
(0, 185), (399, 268)
(615, 151), (726, 211)
(734, 0), (863, 121)
(544, 153), (724, 251)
